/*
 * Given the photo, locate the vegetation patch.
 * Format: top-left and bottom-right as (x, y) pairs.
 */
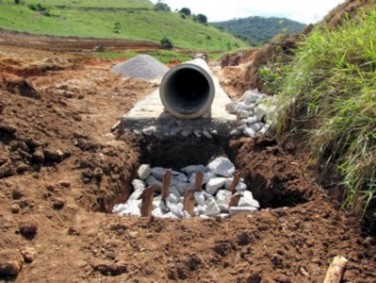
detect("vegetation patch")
(262, 10), (376, 218)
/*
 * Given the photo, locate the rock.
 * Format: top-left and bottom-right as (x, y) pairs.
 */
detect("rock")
(216, 190), (232, 212)
(249, 122), (263, 133)
(189, 171), (214, 185)
(259, 125), (270, 135)
(118, 200), (141, 217)
(19, 221), (37, 239)
(194, 131), (201, 138)
(10, 204), (20, 214)
(205, 198), (221, 216)
(229, 206), (258, 216)
(150, 167), (167, 181)
(137, 164), (151, 180)
(238, 102), (255, 112)
(203, 131), (212, 139)
(181, 165), (207, 177)
(238, 191), (260, 209)
(194, 192), (206, 206)
(20, 246), (37, 263)
(129, 179), (146, 200)
(238, 110), (250, 119)
(43, 148), (67, 163)
(12, 188), (24, 200)
(206, 177), (226, 195)
(172, 182), (190, 195)
(247, 116), (259, 125)
(169, 203), (184, 218)
(152, 207), (165, 218)
(236, 182), (247, 192)
(0, 249), (23, 276)
(181, 130), (192, 137)
(224, 177), (245, 190)
(208, 157), (235, 177)
(167, 193), (180, 204)
(195, 205), (206, 216)
(243, 90), (263, 105)
(52, 198), (65, 210)
(255, 105), (267, 121)
(225, 101), (240, 114)
(32, 148), (45, 163)
(243, 127), (256, 137)
(142, 126), (156, 136)
(112, 203), (127, 214)
(218, 213), (230, 218)
(230, 129), (241, 136)
(172, 171), (188, 183)
(145, 175), (162, 188)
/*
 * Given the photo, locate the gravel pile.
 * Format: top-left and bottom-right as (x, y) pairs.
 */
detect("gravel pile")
(111, 54), (169, 81)
(226, 89), (276, 137)
(113, 157), (260, 219)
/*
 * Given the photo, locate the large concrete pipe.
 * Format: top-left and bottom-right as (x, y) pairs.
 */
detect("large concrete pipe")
(160, 59), (215, 119)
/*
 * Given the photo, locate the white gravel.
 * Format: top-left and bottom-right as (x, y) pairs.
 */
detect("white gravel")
(111, 54), (169, 81)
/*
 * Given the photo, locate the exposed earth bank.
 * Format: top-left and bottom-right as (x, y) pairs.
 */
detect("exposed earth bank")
(0, 45), (375, 282)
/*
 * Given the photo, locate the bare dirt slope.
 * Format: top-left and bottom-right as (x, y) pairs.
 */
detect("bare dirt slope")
(0, 45), (375, 283)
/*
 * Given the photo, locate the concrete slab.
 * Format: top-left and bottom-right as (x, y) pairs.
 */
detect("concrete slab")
(121, 75), (237, 137)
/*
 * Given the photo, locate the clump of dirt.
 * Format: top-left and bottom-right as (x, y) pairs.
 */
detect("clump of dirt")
(322, 0), (376, 30)
(0, 45), (375, 282)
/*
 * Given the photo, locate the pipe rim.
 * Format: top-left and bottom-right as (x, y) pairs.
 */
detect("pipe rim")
(160, 63), (215, 119)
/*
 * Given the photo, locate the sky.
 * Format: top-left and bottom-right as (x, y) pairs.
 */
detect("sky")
(150, 0), (346, 24)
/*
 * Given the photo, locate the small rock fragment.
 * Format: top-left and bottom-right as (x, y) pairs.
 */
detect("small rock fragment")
(137, 164), (151, 180)
(208, 157), (235, 177)
(0, 249), (24, 276)
(142, 126), (156, 136)
(206, 177), (226, 195)
(216, 190), (232, 212)
(238, 110), (250, 119)
(32, 148), (45, 163)
(10, 204), (20, 214)
(229, 206), (258, 216)
(243, 89), (263, 105)
(225, 101), (240, 114)
(238, 191), (260, 209)
(20, 246), (37, 263)
(205, 198), (221, 216)
(52, 198), (65, 210)
(19, 221), (37, 239)
(181, 165), (207, 176)
(243, 127), (256, 137)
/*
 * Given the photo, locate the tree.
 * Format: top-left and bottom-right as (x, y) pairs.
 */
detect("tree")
(14, 0), (21, 4)
(179, 7), (191, 17)
(197, 14), (208, 24)
(155, 1), (171, 12)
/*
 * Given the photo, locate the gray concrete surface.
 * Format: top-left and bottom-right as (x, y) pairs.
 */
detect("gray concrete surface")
(121, 75), (237, 137)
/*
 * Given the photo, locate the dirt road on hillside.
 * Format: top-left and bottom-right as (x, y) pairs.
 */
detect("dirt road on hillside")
(0, 29), (161, 51)
(0, 45), (375, 282)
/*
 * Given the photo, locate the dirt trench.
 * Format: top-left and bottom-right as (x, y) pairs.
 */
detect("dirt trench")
(0, 45), (375, 283)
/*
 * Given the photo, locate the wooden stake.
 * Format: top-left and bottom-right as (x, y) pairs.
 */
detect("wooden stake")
(161, 169), (172, 202)
(183, 190), (195, 216)
(194, 172), (204, 192)
(229, 173), (240, 195)
(229, 193), (241, 207)
(141, 185), (155, 217)
(323, 256), (348, 283)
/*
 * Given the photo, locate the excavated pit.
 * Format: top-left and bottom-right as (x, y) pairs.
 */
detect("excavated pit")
(104, 135), (309, 215)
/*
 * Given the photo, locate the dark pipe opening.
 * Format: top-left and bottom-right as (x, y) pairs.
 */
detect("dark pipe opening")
(163, 68), (211, 115)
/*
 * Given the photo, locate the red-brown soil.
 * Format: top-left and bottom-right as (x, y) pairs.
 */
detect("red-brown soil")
(0, 45), (375, 283)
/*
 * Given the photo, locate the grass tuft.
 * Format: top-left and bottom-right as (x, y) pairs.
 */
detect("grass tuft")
(262, 10), (376, 215)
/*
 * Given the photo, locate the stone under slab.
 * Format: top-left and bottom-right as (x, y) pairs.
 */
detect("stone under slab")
(121, 77), (237, 137)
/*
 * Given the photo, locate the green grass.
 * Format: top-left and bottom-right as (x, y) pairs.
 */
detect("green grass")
(94, 50), (224, 63)
(0, 0), (247, 51)
(262, 10), (376, 214)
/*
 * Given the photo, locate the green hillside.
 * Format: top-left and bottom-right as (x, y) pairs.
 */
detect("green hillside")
(0, 0), (247, 51)
(213, 16), (305, 45)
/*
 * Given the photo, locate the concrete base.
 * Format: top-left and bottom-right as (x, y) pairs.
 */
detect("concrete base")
(121, 77), (237, 137)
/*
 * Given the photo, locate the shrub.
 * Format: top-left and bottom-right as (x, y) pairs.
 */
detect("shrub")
(160, 37), (173, 49)
(179, 7), (191, 17)
(155, 1), (170, 12)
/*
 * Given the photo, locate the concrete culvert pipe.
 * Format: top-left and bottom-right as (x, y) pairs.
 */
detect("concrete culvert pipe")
(160, 59), (215, 119)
